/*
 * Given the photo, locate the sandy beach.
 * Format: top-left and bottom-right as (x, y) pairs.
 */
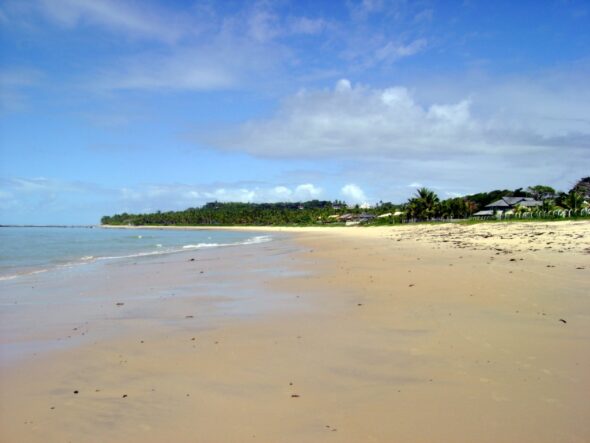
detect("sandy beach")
(1, 221), (589, 443)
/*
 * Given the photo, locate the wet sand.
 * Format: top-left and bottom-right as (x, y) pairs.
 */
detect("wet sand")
(1, 221), (589, 442)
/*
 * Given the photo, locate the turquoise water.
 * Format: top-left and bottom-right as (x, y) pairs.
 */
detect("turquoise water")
(0, 227), (271, 280)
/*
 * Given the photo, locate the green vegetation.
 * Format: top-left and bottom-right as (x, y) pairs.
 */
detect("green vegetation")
(101, 201), (351, 226)
(406, 188), (440, 220)
(101, 177), (590, 226)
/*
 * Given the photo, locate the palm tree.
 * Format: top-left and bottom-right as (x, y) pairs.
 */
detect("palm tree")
(407, 188), (440, 220)
(563, 191), (584, 212)
(540, 199), (556, 212)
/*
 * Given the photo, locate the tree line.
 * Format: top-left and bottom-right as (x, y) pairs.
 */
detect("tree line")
(101, 177), (590, 226)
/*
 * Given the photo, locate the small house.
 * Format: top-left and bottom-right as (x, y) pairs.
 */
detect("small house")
(474, 196), (542, 217)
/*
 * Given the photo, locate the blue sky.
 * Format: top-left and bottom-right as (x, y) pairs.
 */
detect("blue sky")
(1, 0), (589, 224)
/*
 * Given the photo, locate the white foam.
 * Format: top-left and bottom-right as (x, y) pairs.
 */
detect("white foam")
(98, 250), (168, 260)
(183, 235), (271, 250)
(0, 268), (49, 281)
(182, 243), (220, 249)
(243, 235), (272, 245)
(30, 269), (48, 275)
(1, 234), (273, 281)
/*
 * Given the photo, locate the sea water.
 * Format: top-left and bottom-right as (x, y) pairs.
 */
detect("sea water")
(0, 226), (271, 280)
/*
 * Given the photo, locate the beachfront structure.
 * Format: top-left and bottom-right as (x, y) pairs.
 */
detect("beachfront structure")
(473, 196), (542, 217)
(337, 213), (376, 225)
(358, 213), (376, 223)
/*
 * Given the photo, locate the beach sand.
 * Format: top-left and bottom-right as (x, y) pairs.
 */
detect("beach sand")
(1, 221), (589, 442)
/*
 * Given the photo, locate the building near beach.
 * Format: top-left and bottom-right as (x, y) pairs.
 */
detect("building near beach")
(473, 196), (542, 217)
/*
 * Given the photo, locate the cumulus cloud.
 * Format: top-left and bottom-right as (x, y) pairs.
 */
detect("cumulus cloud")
(341, 184), (367, 204)
(209, 80), (482, 158)
(0, 177), (326, 224)
(293, 183), (323, 199)
(118, 182), (323, 209)
(208, 78), (590, 165)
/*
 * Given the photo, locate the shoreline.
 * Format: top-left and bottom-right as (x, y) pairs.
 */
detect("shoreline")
(1, 222), (589, 442)
(99, 216), (590, 230)
(0, 227), (277, 282)
(0, 234), (296, 364)
(102, 220), (590, 255)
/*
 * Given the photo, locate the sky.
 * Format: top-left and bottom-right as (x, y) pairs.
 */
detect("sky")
(1, 0), (589, 224)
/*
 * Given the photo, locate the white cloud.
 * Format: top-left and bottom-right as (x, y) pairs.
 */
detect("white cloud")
(272, 186), (293, 199)
(3, 0), (429, 94)
(5, 177), (80, 193)
(341, 183), (367, 204)
(95, 48), (239, 91)
(118, 182), (323, 210)
(35, 0), (188, 42)
(3, 1), (294, 93)
(0, 177), (326, 223)
(293, 183), (322, 199)
(288, 16), (328, 35)
(247, 6), (279, 43)
(208, 78), (590, 167)
(375, 38), (427, 63)
(203, 187), (257, 202)
(350, 0), (385, 19)
(0, 177), (117, 224)
(208, 80), (484, 157)
(78, 7), (290, 92)
(335, 78), (352, 92)
(445, 191), (464, 198)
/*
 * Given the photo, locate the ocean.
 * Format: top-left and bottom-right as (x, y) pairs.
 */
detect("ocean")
(0, 226), (272, 280)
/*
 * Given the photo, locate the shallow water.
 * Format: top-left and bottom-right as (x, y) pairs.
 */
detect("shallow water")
(0, 226), (271, 280)
(0, 233), (305, 366)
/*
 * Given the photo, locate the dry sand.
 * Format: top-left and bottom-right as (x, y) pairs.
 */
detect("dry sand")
(1, 221), (589, 443)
